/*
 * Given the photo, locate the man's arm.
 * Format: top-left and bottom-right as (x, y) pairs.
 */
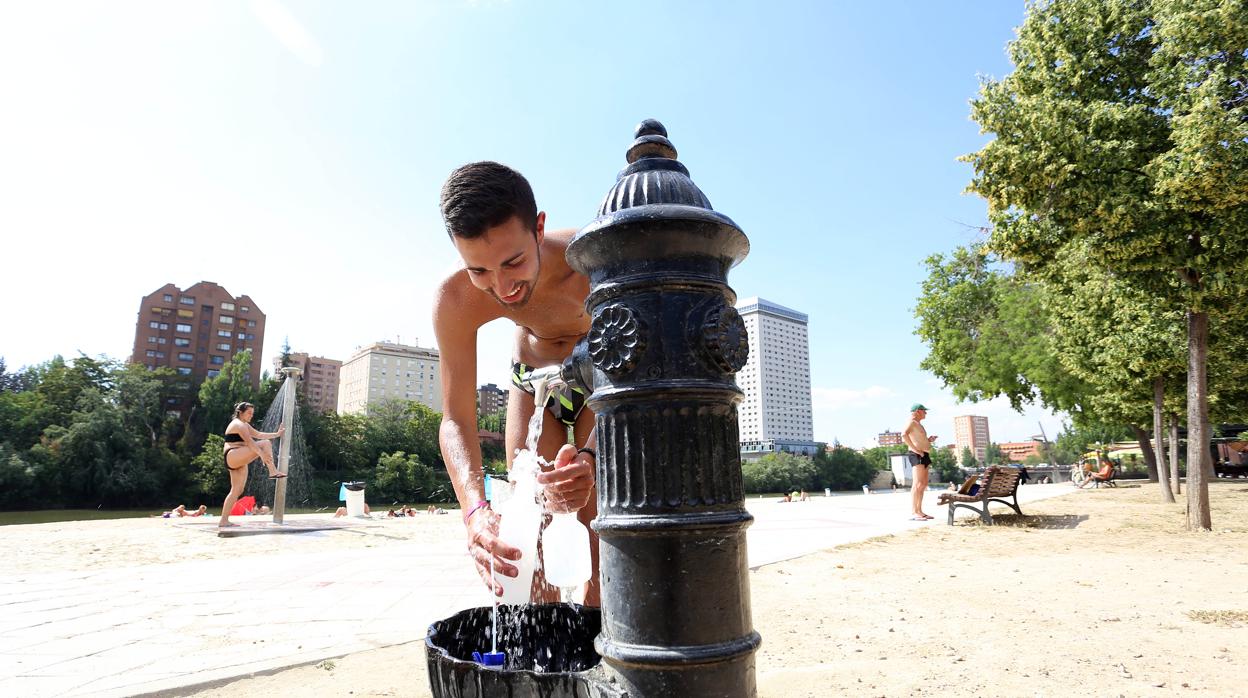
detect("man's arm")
(433, 277), (518, 595)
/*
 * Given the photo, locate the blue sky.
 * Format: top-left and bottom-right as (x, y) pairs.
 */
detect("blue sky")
(0, 0), (1064, 448)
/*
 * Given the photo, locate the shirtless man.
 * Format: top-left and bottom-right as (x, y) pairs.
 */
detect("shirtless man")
(433, 161), (599, 605)
(902, 403), (937, 520)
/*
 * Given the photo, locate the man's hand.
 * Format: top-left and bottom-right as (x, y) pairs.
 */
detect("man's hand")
(536, 444), (594, 514)
(465, 507), (522, 597)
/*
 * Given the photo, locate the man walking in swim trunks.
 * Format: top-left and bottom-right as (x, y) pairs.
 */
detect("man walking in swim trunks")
(433, 161), (599, 605)
(902, 403), (937, 520)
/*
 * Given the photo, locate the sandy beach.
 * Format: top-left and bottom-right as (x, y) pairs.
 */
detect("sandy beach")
(159, 482), (1248, 697)
(2, 482), (1245, 697)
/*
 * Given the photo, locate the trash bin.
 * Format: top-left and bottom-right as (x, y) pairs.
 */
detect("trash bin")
(344, 481), (367, 517)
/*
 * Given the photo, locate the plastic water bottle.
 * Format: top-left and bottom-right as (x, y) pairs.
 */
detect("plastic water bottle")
(541, 512), (592, 588)
(494, 451), (543, 604)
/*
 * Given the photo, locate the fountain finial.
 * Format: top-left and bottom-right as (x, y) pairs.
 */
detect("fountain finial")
(598, 119), (712, 215)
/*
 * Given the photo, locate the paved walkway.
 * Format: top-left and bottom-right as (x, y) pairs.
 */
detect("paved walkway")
(0, 484), (1076, 697)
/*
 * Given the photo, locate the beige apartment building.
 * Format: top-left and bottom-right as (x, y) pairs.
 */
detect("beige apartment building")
(954, 415), (991, 466)
(273, 352), (342, 414)
(337, 341), (441, 415)
(131, 282), (265, 416)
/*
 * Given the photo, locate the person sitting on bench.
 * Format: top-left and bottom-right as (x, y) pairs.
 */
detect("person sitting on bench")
(1078, 459), (1114, 488)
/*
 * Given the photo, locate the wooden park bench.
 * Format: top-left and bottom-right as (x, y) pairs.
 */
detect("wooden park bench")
(937, 465), (1024, 525)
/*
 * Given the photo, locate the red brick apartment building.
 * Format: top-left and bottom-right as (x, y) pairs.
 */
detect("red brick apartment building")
(131, 282), (266, 411)
(273, 352), (342, 414)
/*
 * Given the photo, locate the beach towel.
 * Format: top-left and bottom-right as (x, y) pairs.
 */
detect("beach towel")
(230, 496), (256, 516)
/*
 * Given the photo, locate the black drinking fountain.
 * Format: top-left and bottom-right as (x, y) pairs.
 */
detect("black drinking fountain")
(425, 119), (758, 698)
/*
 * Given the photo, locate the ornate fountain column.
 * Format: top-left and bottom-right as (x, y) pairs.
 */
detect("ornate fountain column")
(272, 366), (302, 524)
(567, 120), (758, 697)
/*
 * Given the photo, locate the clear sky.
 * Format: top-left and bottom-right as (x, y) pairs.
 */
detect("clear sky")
(0, 0), (1065, 449)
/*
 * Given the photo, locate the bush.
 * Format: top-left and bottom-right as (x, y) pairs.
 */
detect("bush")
(741, 452), (816, 494)
(372, 451), (440, 504)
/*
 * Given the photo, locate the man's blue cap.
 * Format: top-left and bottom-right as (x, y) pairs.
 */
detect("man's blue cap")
(911, 403), (928, 412)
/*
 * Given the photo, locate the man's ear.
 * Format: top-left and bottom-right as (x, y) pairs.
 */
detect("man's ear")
(534, 211), (546, 244)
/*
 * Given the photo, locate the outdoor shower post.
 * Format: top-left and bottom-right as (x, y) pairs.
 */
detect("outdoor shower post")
(273, 366), (302, 524)
(566, 120), (758, 697)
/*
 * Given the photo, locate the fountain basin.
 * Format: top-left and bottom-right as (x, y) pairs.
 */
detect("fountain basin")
(425, 603), (619, 698)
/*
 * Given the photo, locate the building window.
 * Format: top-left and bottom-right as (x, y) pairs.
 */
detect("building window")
(215, 329), (232, 338)
(246, 333), (255, 340)
(210, 355), (224, 365)
(206, 369), (220, 378)
(148, 320), (161, 329)
(217, 343), (231, 351)
(220, 302), (235, 311)
(247, 320), (256, 327)
(177, 367), (192, 375)
(174, 338), (190, 347)
(176, 323), (192, 333)
(240, 306), (249, 313)
(159, 323), (168, 330)
(177, 309), (193, 318)
(237, 332), (246, 339)
(162, 293), (173, 302)
(220, 316), (234, 325)
(178, 352), (194, 361)
(145, 350), (156, 357)
(179, 296), (195, 305)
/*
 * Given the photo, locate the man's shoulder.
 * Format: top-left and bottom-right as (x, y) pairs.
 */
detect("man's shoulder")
(433, 269), (498, 328)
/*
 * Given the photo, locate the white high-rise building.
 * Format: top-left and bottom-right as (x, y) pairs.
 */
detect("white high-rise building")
(338, 340), (442, 415)
(734, 297), (818, 458)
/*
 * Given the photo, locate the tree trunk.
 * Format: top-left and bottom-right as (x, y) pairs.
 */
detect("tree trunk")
(1153, 377), (1174, 503)
(1169, 414), (1180, 495)
(1133, 425), (1159, 482)
(1186, 310), (1212, 530)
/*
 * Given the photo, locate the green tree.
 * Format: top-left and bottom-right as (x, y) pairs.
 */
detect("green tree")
(195, 349), (257, 440)
(813, 447), (877, 491)
(964, 0), (1248, 529)
(915, 246), (1088, 413)
(860, 444), (908, 471)
(190, 434), (229, 501)
(372, 451), (442, 504)
(985, 443), (1004, 466)
(741, 452), (817, 494)
(931, 446), (962, 483)
(0, 442), (33, 509)
(960, 446), (978, 470)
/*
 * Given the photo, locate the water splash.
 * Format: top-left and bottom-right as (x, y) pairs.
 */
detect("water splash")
(245, 378), (312, 511)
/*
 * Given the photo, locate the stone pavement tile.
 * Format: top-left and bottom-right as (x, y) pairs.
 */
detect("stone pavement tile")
(0, 673), (84, 698)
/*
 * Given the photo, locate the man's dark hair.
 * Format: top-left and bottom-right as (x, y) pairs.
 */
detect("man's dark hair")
(440, 161), (538, 239)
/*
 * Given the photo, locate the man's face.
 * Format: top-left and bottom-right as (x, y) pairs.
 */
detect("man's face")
(453, 213), (545, 307)
(913, 409), (926, 421)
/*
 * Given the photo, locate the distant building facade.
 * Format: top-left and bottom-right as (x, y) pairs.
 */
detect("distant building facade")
(337, 340), (441, 415)
(735, 297), (818, 458)
(478, 383), (508, 417)
(877, 430), (903, 447)
(999, 440), (1044, 463)
(273, 352), (342, 414)
(954, 415), (991, 466)
(131, 281), (266, 415)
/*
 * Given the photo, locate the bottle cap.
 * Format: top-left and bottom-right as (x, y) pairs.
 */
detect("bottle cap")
(472, 650), (506, 667)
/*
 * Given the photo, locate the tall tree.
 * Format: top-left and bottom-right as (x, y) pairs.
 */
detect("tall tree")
(195, 349), (257, 439)
(963, 0), (1248, 528)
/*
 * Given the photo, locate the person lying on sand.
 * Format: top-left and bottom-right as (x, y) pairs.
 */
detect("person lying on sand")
(159, 504), (208, 518)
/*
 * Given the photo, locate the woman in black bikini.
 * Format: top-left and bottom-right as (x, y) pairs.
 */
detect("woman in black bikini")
(219, 402), (285, 527)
